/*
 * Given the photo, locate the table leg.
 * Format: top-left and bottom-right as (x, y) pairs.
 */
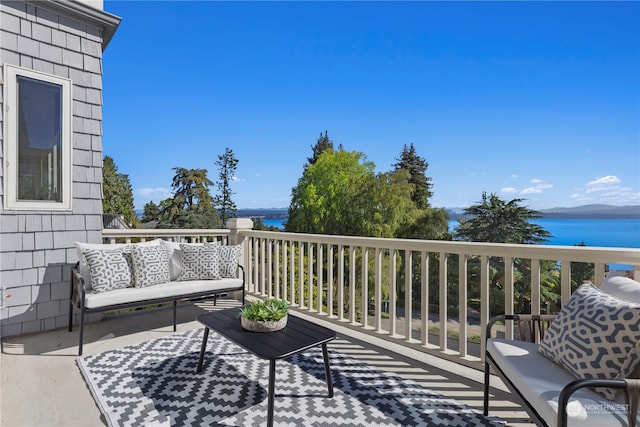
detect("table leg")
(322, 343), (334, 397)
(196, 327), (210, 374)
(267, 359), (276, 427)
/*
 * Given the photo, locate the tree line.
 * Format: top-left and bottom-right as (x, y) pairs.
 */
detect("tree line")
(102, 147), (239, 229)
(103, 132), (593, 315)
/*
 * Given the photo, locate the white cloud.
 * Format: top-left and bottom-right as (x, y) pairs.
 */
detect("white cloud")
(136, 187), (172, 201)
(585, 175), (622, 194)
(570, 176), (639, 204)
(511, 174), (519, 179)
(501, 187), (519, 193)
(518, 180), (553, 195)
(521, 186), (542, 194)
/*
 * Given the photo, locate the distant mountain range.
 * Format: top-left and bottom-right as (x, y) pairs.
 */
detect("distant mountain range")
(536, 204), (640, 219)
(237, 204), (640, 220)
(445, 204), (640, 220)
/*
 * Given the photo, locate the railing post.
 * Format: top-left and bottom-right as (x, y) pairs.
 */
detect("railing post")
(227, 218), (254, 288)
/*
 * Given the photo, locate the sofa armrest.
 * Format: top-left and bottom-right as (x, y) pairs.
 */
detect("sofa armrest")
(486, 313), (557, 344)
(557, 378), (639, 427)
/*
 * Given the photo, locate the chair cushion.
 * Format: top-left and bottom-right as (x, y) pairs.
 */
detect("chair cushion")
(600, 271), (640, 304)
(488, 338), (637, 426)
(539, 283), (640, 400)
(131, 244), (170, 288)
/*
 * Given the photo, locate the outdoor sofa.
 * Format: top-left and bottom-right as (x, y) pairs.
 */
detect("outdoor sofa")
(484, 271), (640, 427)
(69, 239), (245, 355)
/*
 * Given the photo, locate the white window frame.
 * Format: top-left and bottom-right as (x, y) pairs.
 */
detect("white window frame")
(3, 64), (73, 211)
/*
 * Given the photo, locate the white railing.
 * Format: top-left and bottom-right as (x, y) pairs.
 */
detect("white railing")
(102, 226), (640, 370)
(102, 228), (231, 244)
(241, 230), (640, 369)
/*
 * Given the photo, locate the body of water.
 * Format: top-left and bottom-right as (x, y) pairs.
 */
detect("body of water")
(261, 218), (640, 248)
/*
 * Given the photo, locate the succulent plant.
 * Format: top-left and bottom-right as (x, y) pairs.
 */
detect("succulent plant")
(239, 298), (289, 322)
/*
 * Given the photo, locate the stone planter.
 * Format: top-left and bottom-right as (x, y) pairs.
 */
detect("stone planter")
(241, 314), (288, 332)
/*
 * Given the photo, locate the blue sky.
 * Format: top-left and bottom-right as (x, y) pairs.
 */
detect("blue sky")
(101, 1), (640, 211)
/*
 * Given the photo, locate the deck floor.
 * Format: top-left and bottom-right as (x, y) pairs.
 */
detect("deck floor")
(1, 298), (534, 427)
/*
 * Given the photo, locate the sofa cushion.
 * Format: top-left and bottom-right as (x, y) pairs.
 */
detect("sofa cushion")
(219, 244), (242, 277)
(600, 271), (640, 304)
(178, 242), (221, 281)
(539, 283), (640, 400)
(83, 278), (243, 309)
(75, 240), (160, 289)
(160, 240), (183, 281)
(488, 338), (637, 426)
(82, 246), (133, 293)
(131, 244), (170, 288)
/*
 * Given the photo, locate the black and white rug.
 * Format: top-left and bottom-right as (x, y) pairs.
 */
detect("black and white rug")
(77, 328), (503, 426)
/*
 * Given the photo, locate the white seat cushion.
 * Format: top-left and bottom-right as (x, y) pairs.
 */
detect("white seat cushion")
(600, 271), (640, 304)
(84, 278), (242, 309)
(488, 338), (637, 427)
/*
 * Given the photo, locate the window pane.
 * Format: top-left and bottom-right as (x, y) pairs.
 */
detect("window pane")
(17, 76), (63, 202)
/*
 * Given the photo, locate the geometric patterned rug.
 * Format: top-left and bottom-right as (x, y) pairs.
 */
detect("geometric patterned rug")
(77, 328), (504, 426)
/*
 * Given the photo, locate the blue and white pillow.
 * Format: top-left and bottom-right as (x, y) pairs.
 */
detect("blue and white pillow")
(131, 244), (170, 288)
(82, 246), (133, 293)
(178, 242), (221, 281)
(218, 244), (242, 278)
(539, 283), (640, 400)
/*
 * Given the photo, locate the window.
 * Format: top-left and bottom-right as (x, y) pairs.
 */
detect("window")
(3, 64), (72, 210)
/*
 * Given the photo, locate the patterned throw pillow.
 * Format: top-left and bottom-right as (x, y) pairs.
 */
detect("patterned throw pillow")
(177, 242), (221, 281)
(131, 244), (171, 288)
(539, 283), (640, 400)
(218, 244), (242, 278)
(82, 247), (133, 293)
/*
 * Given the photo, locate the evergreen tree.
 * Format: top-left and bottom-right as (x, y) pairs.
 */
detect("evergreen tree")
(142, 201), (160, 223)
(214, 147), (239, 226)
(393, 143), (433, 209)
(158, 167), (221, 229)
(307, 131), (334, 167)
(454, 192), (551, 244)
(102, 156), (137, 226)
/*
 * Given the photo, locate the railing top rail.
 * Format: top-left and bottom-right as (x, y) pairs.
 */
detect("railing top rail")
(241, 229), (640, 266)
(102, 229), (231, 237)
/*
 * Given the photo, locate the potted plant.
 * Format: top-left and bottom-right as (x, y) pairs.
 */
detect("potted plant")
(239, 298), (289, 332)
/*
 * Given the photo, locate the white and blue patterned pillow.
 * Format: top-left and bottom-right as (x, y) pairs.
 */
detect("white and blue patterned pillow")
(82, 246), (133, 293)
(218, 244), (242, 278)
(177, 242), (221, 281)
(539, 283), (640, 400)
(131, 244), (170, 288)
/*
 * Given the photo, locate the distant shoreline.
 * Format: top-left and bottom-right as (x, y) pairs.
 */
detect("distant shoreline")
(237, 204), (640, 221)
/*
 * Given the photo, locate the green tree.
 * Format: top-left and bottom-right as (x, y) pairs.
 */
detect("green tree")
(454, 192), (551, 244)
(454, 192), (555, 314)
(158, 167), (221, 229)
(215, 147), (239, 226)
(102, 156), (137, 226)
(393, 143), (433, 209)
(287, 150), (374, 236)
(142, 201), (160, 223)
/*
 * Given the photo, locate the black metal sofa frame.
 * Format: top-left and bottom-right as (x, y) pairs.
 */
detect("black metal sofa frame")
(68, 262), (245, 356)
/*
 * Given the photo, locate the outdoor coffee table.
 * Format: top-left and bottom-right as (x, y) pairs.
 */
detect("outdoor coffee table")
(196, 308), (336, 427)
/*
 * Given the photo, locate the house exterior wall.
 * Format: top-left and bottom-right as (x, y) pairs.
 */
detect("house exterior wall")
(0, 1), (119, 337)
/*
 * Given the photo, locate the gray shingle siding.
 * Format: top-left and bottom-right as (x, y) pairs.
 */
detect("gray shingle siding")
(0, 0), (119, 337)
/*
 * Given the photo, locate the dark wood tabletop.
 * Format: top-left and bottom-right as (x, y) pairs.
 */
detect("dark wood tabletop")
(197, 308), (336, 361)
